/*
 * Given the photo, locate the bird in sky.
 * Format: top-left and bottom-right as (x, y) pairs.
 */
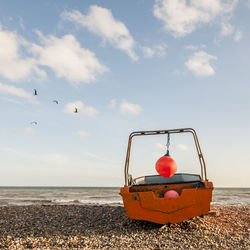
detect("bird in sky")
(74, 108), (78, 113)
(30, 121), (38, 125)
(53, 100), (59, 104)
(34, 89), (38, 96)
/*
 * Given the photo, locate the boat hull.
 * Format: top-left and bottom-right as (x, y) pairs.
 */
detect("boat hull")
(120, 181), (213, 224)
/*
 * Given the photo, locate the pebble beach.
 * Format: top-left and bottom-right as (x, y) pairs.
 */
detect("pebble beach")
(0, 205), (249, 249)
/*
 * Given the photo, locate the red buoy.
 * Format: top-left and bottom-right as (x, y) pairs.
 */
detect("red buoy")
(155, 153), (177, 178)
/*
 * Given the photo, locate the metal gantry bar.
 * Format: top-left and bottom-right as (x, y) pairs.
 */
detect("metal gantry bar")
(124, 128), (207, 186)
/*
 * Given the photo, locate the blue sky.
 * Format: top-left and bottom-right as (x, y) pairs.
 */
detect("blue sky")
(0, 0), (249, 187)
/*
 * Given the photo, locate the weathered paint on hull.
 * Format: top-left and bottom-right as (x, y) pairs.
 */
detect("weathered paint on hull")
(120, 181), (213, 224)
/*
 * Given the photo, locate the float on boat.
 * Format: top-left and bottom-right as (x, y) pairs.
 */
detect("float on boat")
(120, 128), (213, 224)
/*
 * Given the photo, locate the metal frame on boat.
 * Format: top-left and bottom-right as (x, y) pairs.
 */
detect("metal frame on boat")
(120, 128), (213, 224)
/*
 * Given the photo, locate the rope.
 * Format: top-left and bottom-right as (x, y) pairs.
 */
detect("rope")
(166, 133), (170, 156)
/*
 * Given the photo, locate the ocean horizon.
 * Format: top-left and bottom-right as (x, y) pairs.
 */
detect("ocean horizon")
(0, 186), (249, 207)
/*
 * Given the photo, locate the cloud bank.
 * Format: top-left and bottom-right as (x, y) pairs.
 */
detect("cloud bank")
(62, 5), (138, 60)
(0, 27), (45, 81)
(0, 26), (107, 85)
(31, 31), (108, 84)
(154, 0), (238, 37)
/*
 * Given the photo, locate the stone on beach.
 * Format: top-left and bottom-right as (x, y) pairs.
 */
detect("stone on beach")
(0, 205), (249, 249)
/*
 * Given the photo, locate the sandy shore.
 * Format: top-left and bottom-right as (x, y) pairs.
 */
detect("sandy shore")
(0, 205), (249, 249)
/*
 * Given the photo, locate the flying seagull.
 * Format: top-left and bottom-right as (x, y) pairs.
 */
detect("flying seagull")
(34, 89), (38, 96)
(53, 100), (59, 104)
(74, 107), (78, 113)
(30, 121), (37, 125)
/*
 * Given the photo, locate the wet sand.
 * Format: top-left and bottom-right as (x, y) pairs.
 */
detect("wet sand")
(0, 205), (249, 249)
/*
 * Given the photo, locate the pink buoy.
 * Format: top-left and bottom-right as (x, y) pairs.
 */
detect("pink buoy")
(164, 190), (179, 198)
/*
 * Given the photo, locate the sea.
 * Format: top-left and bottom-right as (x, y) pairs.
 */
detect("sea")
(0, 187), (249, 207)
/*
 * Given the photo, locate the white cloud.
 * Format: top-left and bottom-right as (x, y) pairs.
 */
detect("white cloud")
(152, 152), (162, 158)
(0, 27), (107, 84)
(142, 46), (155, 58)
(220, 21), (234, 36)
(155, 43), (168, 56)
(175, 144), (189, 151)
(0, 27), (46, 81)
(62, 6), (138, 60)
(156, 143), (166, 150)
(0, 82), (39, 104)
(153, 0), (238, 37)
(120, 100), (142, 115)
(185, 51), (217, 76)
(108, 98), (116, 109)
(234, 30), (242, 42)
(24, 127), (36, 135)
(184, 44), (207, 51)
(184, 45), (197, 51)
(141, 43), (167, 58)
(31, 31), (108, 84)
(63, 100), (98, 117)
(77, 130), (90, 137)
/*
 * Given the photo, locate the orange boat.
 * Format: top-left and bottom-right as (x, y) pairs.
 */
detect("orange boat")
(120, 128), (213, 224)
